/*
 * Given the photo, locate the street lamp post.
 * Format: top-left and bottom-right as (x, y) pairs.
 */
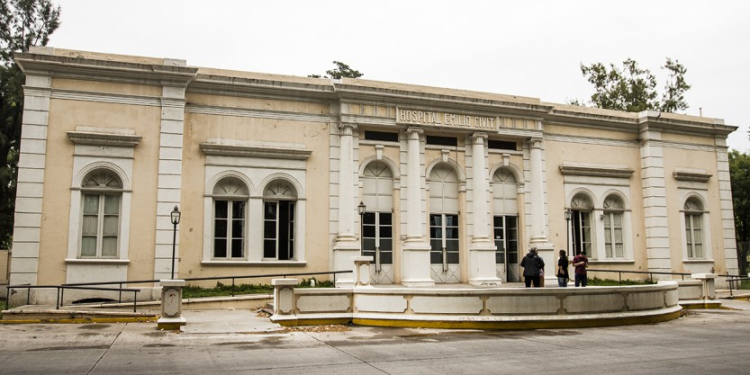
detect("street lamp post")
(170, 205), (181, 280)
(358, 201), (366, 255)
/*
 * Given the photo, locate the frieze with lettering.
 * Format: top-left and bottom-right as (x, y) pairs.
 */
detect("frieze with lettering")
(396, 108), (534, 131)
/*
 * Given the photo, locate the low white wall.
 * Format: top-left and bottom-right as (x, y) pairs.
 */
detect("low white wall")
(272, 282), (682, 328)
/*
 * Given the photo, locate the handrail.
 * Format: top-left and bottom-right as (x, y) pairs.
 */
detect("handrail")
(717, 274), (750, 297)
(6, 270), (354, 309)
(587, 268), (691, 284)
(5, 284), (140, 312)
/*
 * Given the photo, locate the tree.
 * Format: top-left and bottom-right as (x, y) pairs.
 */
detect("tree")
(730, 150), (750, 275)
(308, 61), (363, 79)
(0, 0), (61, 249)
(572, 58), (690, 113)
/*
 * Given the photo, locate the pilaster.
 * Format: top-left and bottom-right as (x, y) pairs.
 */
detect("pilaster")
(468, 132), (500, 286)
(640, 124), (671, 274)
(332, 123), (359, 287)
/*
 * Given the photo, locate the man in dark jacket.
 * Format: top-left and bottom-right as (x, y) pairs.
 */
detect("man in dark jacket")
(520, 247), (544, 287)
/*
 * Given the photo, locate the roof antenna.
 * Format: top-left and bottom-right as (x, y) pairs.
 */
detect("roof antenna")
(699, 107), (703, 117)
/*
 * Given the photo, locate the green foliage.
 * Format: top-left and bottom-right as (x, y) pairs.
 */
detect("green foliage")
(297, 277), (334, 288)
(182, 282), (274, 298)
(586, 277), (655, 286)
(729, 150), (750, 275)
(308, 61), (363, 79)
(0, 0), (61, 249)
(572, 57), (690, 113)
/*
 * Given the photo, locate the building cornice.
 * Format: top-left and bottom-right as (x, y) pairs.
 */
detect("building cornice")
(673, 168), (712, 182)
(67, 131), (141, 147)
(559, 162), (634, 179)
(200, 141), (312, 160)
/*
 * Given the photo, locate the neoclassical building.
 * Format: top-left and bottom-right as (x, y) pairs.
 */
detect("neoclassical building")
(9, 47), (739, 302)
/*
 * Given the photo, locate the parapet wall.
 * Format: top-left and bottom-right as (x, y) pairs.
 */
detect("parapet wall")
(271, 282), (682, 329)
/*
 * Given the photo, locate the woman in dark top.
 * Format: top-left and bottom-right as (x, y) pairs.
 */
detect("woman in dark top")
(557, 249), (570, 287)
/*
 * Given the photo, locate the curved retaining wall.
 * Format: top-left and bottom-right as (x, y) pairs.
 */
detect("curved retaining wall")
(271, 281), (681, 329)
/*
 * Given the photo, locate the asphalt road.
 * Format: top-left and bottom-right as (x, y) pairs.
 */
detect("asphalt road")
(1, 301), (749, 375)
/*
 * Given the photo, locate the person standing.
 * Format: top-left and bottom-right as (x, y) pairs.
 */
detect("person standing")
(573, 250), (589, 287)
(521, 248), (544, 288)
(556, 249), (569, 287)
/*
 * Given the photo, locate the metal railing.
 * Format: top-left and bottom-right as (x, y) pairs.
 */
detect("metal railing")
(5, 284), (140, 312)
(718, 274), (750, 297)
(5, 270), (352, 310)
(586, 269), (691, 284)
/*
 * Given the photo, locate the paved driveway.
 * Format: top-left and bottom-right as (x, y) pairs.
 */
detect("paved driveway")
(1, 300), (749, 374)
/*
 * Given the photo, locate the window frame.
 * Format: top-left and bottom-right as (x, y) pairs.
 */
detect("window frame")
(78, 171), (124, 259)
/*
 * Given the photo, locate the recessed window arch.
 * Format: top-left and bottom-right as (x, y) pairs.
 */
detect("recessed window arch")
(570, 192), (594, 256)
(212, 177), (249, 259)
(684, 197), (705, 259)
(603, 194), (625, 259)
(80, 169), (123, 258)
(429, 163), (460, 282)
(263, 179), (297, 260)
(362, 160), (394, 281)
(492, 167), (520, 282)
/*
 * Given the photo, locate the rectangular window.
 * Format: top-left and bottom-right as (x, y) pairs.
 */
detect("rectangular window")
(213, 200), (245, 259)
(362, 212), (393, 265)
(494, 216), (519, 264)
(264, 201), (295, 260)
(80, 193), (120, 258)
(430, 214), (459, 264)
(604, 212), (624, 259)
(426, 135), (457, 147)
(686, 213), (703, 259)
(488, 139), (517, 151)
(364, 131), (399, 143)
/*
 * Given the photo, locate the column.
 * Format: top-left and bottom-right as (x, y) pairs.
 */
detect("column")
(9, 73), (51, 299)
(332, 123), (359, 287)
(715, 137), (739, 277)
(153, 84), (187, 282)
(528, 137), (554, 280)
(468, 133), (501, 286)
(401, 127), (434, 287)
(639, 122), (671, 275)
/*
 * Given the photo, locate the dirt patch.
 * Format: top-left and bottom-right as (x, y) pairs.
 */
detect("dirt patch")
(280, 324), (350, 333)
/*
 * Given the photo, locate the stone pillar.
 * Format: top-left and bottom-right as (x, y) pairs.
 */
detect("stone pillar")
(528, 137), (554, 280)
(9, 68), (51, 295)
(157, 279), (186, 330)
(639, 118), (671, 275)
(468, 133), (500, 286)
(272, 278), (298, 316)
(691, 273), (717, 300)
(154, 76), (188, 282)
(715, 136), (739, 276)
(332, 124), (359, 287)
(401, 127), (435, 287)
(354, 256), (373, 287)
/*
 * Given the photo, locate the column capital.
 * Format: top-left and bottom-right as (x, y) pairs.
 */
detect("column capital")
(472, 132), (488, 142)
(530, 137), (544, 149)
(338, 123), (357, 134)
(406, 127), (424, 137)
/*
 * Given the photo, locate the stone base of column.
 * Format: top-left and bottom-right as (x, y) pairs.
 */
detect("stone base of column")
(469, 241), (501, 286)
(401, 241), (435, 287)
(332, 240), (361, 288)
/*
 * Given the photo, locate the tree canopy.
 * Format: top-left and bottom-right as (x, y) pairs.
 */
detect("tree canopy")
(308, 61), (363, 79)
(571, 58), (690, 113)
(730, 149), (750, 275)
(0, 0), (61, 249)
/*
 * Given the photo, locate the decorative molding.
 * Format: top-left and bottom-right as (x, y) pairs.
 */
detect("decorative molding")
(64, 259), (130, 265)
(201, 142), (312, 160)
(187, 104), (336, 124)
(67, 131), (141, 147)
(200, 260), (307, 267)
(559, 162), (634, 179)
(673, 168), (712, 182)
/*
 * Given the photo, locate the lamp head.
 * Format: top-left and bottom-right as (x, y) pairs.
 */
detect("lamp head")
(171, 205), (181, 225)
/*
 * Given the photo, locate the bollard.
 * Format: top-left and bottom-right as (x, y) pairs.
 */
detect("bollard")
(157, 279), (186, 330)
(271, 279), (298, 316)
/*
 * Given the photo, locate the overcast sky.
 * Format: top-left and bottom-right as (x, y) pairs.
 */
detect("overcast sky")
(49, 0), (749, 152)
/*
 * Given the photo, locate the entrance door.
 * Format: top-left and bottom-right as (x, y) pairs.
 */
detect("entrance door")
(494, 215), (519, 282)
(362, 212), (394, 283)
(430, 213), (460, 283)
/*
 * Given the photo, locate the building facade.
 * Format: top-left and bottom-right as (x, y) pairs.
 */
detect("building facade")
(9, 47), (739, 302)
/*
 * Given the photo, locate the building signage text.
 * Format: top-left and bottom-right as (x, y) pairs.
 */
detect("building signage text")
(397, 109), (497, 131)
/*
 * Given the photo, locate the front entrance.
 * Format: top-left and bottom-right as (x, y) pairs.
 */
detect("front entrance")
(493, 215), (519, 282)
(430, 213), (460, 283)
(362, 211), (394, 284)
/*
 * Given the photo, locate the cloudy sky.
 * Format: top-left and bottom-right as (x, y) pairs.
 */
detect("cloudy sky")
(49, 0), (749, 152)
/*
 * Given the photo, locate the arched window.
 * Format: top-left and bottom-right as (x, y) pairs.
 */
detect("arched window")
(603, 195), (624, 259)
(212, 177), (248, 259)
(263, 180), (297, 260)
(684, 197), (704, 259)
(492, 167), (519, 282)
(80, 170), (122, 258)
(571, 193), (594, 256)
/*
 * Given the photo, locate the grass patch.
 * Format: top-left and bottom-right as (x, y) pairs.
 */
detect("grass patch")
(587, 277), (656, 286)
(739, 280), (750, 290)
(0, 299), (6, 310)
(182, 278), (334, 299)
